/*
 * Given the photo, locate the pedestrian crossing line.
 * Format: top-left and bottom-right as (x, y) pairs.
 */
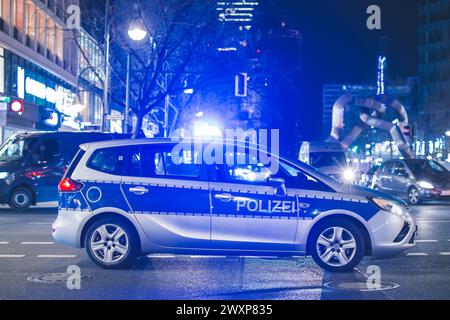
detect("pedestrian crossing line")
(189, 255), (227, 259)
(0, 242), (10, 245)
(0, 255), (25, 258)
(21, 242), (55, 245)
(416, 240), (439, 243)
(37, 255), (77, 258)
(406, 252), (428, 256)
(439, 252), (450, 256)
(147, 255), (176, 258)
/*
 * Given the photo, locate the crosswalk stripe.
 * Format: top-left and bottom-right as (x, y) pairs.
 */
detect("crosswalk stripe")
(0, 255), (25, 258)
(21, 242), (55, 245)
(406, 253), (428, 256)
(37, 255), (77, 258)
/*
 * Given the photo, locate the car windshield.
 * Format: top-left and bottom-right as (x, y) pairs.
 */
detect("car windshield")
(310, 152), (347, 168)
(0, 136), (37, 162)
(404, 160), (448, 175)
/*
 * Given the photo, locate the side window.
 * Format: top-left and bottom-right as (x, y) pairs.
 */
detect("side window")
(125, 145), (205, 179)
(393, 162), (406, 176)
(382, 162), (394, 174)
(32, 139), (60, 164)
(219, 148), (333, 191)
(87, 147), (126, 175)
(155, 150), (201, 178)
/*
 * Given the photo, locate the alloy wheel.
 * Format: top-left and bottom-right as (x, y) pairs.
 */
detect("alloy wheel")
(316, 226), (357, 267)
(408, 188), (419, 205)
(89, 224), (129, 264)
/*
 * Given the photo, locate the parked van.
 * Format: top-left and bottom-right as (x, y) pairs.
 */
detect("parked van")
(0, 132), (127, 210)
(299, 141), (357, 183)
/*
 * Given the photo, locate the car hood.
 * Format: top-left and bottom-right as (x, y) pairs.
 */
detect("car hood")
(336, 184), (406, 204)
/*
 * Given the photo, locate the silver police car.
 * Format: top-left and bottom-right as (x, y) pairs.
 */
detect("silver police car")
(53, 139), (416, 272)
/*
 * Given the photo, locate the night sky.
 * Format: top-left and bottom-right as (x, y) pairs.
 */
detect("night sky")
(276, 0), (420, 139)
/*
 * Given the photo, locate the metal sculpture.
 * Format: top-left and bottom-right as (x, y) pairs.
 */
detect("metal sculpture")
(328, 94), (413, 159)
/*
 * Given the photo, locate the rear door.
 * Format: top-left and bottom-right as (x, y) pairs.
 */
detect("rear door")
(390, 161), (411, 195)
(121, 143), (211, 249)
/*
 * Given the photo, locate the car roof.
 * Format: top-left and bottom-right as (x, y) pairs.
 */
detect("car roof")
(80, 138), (264, 150)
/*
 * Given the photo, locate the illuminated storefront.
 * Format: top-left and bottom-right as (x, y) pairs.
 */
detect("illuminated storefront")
(0, 46), (79, 141)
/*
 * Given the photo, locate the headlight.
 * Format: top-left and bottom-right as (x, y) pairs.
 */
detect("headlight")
(417, 180), (434, 189)
(370, 196), (412, 220)
(0, 172), (10, 179)
(342, 168), (355, 182)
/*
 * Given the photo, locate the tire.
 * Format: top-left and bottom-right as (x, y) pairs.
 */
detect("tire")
(310, 220), (366, 272)
(407, 187), (420, 205)
(9, 187), (33, 211)
(84, 218), (139, 269)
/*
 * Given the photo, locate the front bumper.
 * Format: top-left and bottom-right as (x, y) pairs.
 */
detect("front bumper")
(52, 209), (93, 248)
(369, 210), (417, 259)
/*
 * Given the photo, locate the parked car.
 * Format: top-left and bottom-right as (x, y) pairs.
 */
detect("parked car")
(0, 132), (128, 210)
(372, 159), (450, 205)
(53, 139), (416, 272)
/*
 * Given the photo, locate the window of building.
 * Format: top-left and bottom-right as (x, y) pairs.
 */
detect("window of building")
(1, 0), (11, 32)
(13, 0), (24, 41)
(26, 0), (36, 46)
(37, 10), (46, 54)
(55, 24), (63, 64)
(46, 18), (55, 59)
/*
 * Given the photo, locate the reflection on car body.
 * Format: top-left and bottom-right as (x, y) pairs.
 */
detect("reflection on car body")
(53, 139), (417, 272)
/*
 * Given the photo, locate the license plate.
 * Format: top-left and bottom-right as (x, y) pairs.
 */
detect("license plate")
(441, 190), (450, 196)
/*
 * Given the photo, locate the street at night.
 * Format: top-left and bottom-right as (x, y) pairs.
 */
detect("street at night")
(0, 204), (448, 300)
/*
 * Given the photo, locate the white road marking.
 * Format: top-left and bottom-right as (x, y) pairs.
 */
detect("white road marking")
(406, 253), (428, 256)
(189, 255), (227, 259)
(0, 242), (10, 245)
(37, 255), (77, 258)
(28, 222), (52, 225)
(0, 255), (25, 258)
(147, 254), (176, 258)
(439, 252), (450, 256)
(239, 256), (278, 259)
(415, 240), (438, 243)
(21, 242), (55, 245)
(416, 220), (450, 223)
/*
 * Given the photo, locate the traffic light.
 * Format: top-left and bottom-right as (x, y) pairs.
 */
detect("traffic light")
(235, 72), (248, 97)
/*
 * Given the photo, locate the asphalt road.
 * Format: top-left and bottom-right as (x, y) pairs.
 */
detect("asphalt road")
(0, 204), (449, 300)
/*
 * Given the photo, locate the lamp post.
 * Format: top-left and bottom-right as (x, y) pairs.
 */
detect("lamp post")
(103, 1), (148, 133)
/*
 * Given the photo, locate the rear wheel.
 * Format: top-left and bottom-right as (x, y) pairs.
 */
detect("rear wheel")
(408, 187), (420, 205)
(85, 218), (138, 269)
(9, 187), (32, 211)
(310, 220), (366, 272)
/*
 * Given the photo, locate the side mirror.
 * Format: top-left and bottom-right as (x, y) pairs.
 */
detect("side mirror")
(268, 178), (287, 197)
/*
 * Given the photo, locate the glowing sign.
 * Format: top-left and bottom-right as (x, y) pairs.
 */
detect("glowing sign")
(17, 67), (60, 104)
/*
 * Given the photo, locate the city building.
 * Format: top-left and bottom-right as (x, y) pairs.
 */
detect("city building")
(0, 0), (84, 142)
(418, 0), (450, 159)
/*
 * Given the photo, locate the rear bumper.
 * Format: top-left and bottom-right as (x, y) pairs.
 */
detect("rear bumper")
(52, 209), (93, 248)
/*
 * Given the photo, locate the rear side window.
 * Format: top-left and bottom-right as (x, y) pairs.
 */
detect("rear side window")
(65, 149), (85, 177)
(87, 147), (127, 175)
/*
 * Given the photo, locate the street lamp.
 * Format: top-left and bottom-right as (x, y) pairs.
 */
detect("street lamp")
(128, 18), (148, 41)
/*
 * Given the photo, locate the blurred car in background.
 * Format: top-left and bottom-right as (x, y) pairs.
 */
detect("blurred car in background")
(299, 141), (359, 184)
(0, 132), (128, 210)
(371, 159), (450, 205)
(361, 164), (380, 187)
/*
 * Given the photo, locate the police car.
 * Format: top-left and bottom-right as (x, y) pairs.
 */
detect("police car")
(52, 139), (416, 272)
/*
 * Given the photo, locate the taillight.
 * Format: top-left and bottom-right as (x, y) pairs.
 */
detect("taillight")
(24, 171), (45, 179)
(58, 178), (83, 192)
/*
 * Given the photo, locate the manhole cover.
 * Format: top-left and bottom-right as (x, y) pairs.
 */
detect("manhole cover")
(27, 273), (92, 284)
(323, 281), (399, 292)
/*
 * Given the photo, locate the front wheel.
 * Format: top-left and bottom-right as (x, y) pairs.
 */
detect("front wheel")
(310, 220), (366, 272)
(9, 187), (33, 211)
(408, 187), (420, 205)
(85, 218), (139, 269)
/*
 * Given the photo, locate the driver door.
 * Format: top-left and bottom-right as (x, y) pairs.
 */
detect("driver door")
(210, 147), (298, 251)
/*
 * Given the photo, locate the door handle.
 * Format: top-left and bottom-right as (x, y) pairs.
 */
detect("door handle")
(214, 193), (233, 202)
(129, 186), (149, 195)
